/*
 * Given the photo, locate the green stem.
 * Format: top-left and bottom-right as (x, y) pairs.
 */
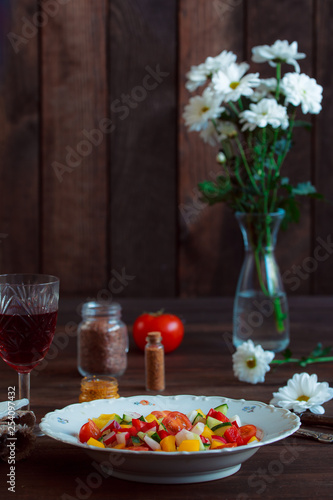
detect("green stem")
(272, 356), (333, 365)
(275, 63), (281, 100)
(235, 136), (261, 195)
(229, 102), (239, 116)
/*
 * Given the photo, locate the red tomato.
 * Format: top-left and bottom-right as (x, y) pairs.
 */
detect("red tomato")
(238, 425), (257, 444)
(161, 411), (192, 435)
(79, 419), (102, 443)
(132, 312), (184, 353)
(151, 410), (170, 419)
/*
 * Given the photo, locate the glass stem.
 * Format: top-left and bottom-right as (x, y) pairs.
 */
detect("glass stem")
(18, 372), (30, 410)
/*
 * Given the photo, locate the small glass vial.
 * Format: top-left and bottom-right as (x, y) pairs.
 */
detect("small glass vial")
(79, 375), (119, 403)
(145, 331), (165, 392)
(77, 301), (128, 378)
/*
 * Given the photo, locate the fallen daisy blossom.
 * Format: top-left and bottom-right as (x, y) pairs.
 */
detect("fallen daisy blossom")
(270, 372), (333, 414)
(232, 340), (275, 384)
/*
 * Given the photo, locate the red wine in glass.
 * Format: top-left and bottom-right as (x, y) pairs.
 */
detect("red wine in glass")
(0, 311), (58, 373)
(0, 274), (59, 432)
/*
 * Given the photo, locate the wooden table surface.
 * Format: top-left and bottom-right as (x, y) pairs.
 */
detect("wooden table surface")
(1, 297), (333, 500)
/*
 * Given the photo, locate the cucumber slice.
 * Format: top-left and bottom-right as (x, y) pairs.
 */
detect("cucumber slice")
(122, 413), (133, 423)
(211, 422), (232, 437)
(206, 416), (222, 429)
(214, 404), (228, 415)
(131, 435), (141, 444)
(137, 431), (146, 441)
(192, 412), (206, 425)
(150, 432), (161, 443)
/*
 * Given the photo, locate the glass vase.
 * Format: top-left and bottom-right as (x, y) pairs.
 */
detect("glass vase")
(232, 209), (289, 353)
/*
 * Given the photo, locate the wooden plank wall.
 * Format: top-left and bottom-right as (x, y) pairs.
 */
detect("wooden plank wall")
(0, 0), (332, 298)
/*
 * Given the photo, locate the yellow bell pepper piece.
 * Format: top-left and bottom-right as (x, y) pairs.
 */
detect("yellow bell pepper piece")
(178, 440), (200, 452)
(92, 413), (118, 429)
(120, 424), (133, 429)
(210, 440), (226, 449)
(87, 437), (105, 448)
(145, 414), (160, 423)
(201, 425), (214, 441)
(247, 436), (259, 444)
(195, 409), (206, 418)
(113, 443), (126, 449)
(160, 435), (176, 452)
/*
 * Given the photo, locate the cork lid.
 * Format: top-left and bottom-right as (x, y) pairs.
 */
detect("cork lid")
(146, 331), (162, 341)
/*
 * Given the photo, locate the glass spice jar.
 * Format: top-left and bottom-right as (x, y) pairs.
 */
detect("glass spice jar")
(145, 331), (165, 392)
(79, 375), (119, 403)
(77, 301), (128, 378)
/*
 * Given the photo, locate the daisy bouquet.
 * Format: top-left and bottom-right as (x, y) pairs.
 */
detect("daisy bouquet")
(183, 40), (323, 221)
(184, 41), (323, 334)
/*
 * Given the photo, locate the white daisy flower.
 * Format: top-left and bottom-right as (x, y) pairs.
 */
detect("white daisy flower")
(204, 50), (238, 74)
(239, 98), (289, 131)
(212, 62), (260, 102)
(185, 63), (210, 92)
(232, 340), (275, 384)
(185, 50), (237, 92)
(251, 78), (278, 102)
(183, 88), (224, 132)
(281, 72), (323, 114)
(270, 373), (333, 414)
(252, 40), (306, 73)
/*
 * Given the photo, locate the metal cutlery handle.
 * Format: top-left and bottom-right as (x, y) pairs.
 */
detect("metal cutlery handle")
(295, 428), (333, 443)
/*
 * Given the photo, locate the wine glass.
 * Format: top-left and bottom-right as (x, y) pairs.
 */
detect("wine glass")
(0, 274), (59, 425)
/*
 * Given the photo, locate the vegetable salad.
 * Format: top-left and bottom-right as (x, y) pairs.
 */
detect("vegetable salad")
(78, 403), (261, 451)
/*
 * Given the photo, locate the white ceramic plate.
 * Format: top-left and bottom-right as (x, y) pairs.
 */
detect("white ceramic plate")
(40, 394), (300, 484)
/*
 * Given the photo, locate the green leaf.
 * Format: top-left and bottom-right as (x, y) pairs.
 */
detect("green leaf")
(293, 120), (312, 131)
(282, 348), (292, 360)
(292, 181), (317, 196)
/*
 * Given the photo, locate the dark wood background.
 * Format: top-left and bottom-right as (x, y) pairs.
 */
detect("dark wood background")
(0, 0), (332, 299)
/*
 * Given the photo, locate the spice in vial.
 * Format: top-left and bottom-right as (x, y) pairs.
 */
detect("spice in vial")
(145, 332), (165, 392)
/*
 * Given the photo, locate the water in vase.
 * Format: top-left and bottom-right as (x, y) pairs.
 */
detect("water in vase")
(233, 290), (289, 353)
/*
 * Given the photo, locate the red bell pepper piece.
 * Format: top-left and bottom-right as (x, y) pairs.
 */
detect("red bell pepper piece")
(132, 418), (146, 431)
(224, 425), (245, 446)
(141, 421), (158, 433)
(126, 425), (138, 437)
(158, 429), (171, 440)
(207, 409), (230, 423)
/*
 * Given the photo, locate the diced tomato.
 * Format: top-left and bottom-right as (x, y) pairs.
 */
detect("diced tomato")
(158, 429), (171, 440)
(207, 409), (230, 423)
(238, 425), (257, 444)
(79, 419), (102, 443)
(231, 420), (239, 428)
(224, 425), (246, 446)
(162, 412), (192, 435)
(132, 418), (146, 431)
(141, 421), (158, 433)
